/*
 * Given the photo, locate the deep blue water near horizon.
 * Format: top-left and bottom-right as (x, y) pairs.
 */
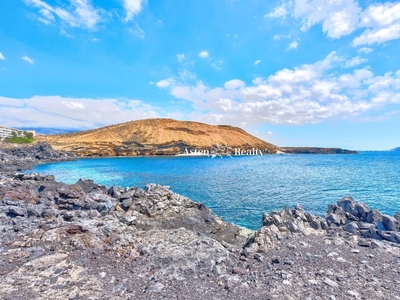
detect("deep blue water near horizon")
(30, 152), (400, 230)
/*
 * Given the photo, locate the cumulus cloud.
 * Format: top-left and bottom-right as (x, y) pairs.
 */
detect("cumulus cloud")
(24, 0), (103, 29)
(344, 56), (368, 68)
(293, 0), (361, 38)
(354, 2), (400, 46)
(0, 52), (5, 60)
(254, 60), (261, 66)
(268, 0), (400, 46)
(156, 52), (400, 126)
(199, 51), (209, 58)
(122, 0), (146, 21)
(22, 55), (34, 65)
(0, 96), (159, 129)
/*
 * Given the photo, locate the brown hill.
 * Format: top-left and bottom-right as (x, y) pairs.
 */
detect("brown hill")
(39, 118), (279, 156)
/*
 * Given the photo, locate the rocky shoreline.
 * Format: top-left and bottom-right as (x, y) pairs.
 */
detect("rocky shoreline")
(1, 143), (399, 299)
(0, 142), (75, 177)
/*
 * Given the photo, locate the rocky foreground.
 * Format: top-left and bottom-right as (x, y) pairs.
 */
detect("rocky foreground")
(1, 144), (400, 299)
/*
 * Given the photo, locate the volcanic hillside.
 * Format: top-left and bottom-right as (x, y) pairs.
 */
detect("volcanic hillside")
(40, 118), (279, 156)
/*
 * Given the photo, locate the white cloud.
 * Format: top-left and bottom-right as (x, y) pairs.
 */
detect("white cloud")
(122, 0), (146, 22)
(199, 51), (209, 58)
(62, 101), (84, 109)
(287, 40), (299, 50)
(72, 0), (102, 28)
(176, 54), (185, 62)
(156, 51), (400, 126)
(354, 3), (400, 46)
(22, 55), (34, 65)
(24, 0), (103, 29)
(156, 78), (175, 88)
(359, 2), (400, 28)
(269, 1), (400, 45)
(358, 47), (373, 54)
(128, 24), (145, 39)
(224, 79), (245, 90)
(268, 6), (288, 18)
(0, 96), (159, 129)
(254, 60), (261, 66)
(266, 3), (290, 18)
(293, 0), (361, 39)
(354, 25), (400, 46)
(37, 7), (55, 25)
(0, 52), (5, 60)
(344, 56), (368, 68)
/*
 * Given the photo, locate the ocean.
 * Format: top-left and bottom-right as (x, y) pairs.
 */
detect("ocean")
(31, 151), (400, 230)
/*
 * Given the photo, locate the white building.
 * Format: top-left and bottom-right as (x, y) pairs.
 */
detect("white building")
(0, 126), (35, 139)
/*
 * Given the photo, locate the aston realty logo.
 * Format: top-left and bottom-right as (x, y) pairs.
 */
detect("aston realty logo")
(183, 143), (264, 158)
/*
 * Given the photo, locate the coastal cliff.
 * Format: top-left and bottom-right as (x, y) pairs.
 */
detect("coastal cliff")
(38, 118), (279, 156)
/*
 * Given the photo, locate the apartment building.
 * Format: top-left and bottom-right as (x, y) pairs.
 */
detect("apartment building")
(0, 126), (35, 139)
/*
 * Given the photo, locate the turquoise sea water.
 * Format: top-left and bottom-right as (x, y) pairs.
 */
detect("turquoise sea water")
(31, 152), (400, 230)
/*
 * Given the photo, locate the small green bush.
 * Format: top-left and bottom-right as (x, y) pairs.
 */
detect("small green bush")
(24, 131), (34, 139)
(4, 136), (34, 144)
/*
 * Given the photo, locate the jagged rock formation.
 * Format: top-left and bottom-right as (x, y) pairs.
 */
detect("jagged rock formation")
(244, 205), (328, 254)
(0, 174), (248, 247)
(325, 196), (400, 244)
(39, 118), (279, 156)
(1, 174), (400, 299)
(0, 142), (74, 176)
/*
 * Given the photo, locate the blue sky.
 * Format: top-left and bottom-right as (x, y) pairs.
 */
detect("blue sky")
(0, 0), (400, 150)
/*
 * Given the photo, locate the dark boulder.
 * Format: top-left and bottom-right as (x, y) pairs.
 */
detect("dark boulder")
(366, 210), (383, 224)
(337, 196), (356, 213)
(382, 214), (399, 231)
